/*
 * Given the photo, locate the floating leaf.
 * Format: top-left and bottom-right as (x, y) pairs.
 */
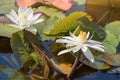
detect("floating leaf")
(31, 42), (72, 75)
(79, 17), (106, 41)
(74, 0), (86, 5)
(105, 21), (120, 41)
(102, 53), (120, 66)
(31, 43), (50, 78)
(16, 0), (40, 7)
(34, 16), (61, 40)
(10, 31), (33, 56)
(0, 24), (20, 37)
(33, 6), (65, 19)
(102, 30), (119, 53)
(49, 11), (92, 36)
(77, 53), (110, 70)
(47, 0), (72, 11)
(0, 0), (17, 14)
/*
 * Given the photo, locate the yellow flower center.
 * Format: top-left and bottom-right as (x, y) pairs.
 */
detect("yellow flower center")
(78, 31), (88, 44)
(20, 14), (28, 22)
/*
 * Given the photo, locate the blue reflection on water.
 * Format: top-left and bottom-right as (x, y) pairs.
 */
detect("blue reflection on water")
(74, 71), (120, 80)
(0, 53), (22, 70)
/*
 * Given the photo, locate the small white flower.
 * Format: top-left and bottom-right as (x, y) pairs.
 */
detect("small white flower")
(56, 31), (105, 63)
(6, 7), (44, 30)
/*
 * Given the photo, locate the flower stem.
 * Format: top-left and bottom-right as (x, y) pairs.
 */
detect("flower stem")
(77, 63), (84, 70)
(67, 51), (81, 79)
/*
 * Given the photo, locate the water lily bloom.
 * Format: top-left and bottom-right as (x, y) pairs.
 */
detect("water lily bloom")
(6, 7), (44, 31)
(56, 31), (105, 63)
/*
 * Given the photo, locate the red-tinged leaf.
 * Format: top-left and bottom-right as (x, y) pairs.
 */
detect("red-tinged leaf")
(16, 0), (40, 7)
(31, 43), (71, 75)
(31, 43), (50, 78)
(48, 0), (72, 11)
(0, 15), (13, 24)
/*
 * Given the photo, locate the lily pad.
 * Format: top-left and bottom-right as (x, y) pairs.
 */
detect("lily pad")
(105, 21), (120, 41)
(0, 0), (17, 14)
(102, 53), (120, 66)
(0, 24), (20, 38)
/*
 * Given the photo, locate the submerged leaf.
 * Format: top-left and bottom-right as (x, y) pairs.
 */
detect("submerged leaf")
(79, 17), (106, 41)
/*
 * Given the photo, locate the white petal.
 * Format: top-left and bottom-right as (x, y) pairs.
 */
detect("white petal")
(82, 48), (94, 63)
(63, 36), (76, 41)
(85, 43), (104, 48)
(18, 7), (26, 16)
(6, 10), (19, 24)
(10, 10), (19, 22)
(81, 45), (87, 52)
(87, 40), (102, 44)
(9, 24), (22, 29)
(26, 8), (33, 20)
(32, 18), (44, 24)
(72, 45), (81, 53)
(69, 32), (78, 40)
(27, 14), (42, 25)
(57, 48), (73, 55)
(66, 42), (77, 47)
(85, 43), (104, 52)
(87, 45), (105, 52)
(25, 27), (37, 34)
(56, 39), (75, 44)
(87, 32), (90, 39)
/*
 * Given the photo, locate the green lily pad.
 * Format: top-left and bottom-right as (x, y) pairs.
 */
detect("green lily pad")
(102, 53), (120, 66)
(0, 0), (17, 14)
(33, 6), (65, 19)
(102, 30), (119, 53)
(0, 24), (20, 37)
(105, 21), (120, 41)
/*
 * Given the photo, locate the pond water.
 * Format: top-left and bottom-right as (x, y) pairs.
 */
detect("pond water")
(0, 1), (120, 80)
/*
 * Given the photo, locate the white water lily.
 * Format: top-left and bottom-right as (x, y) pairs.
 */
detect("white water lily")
(6, 7), (44, 31)
(56, 31), (105, 63)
